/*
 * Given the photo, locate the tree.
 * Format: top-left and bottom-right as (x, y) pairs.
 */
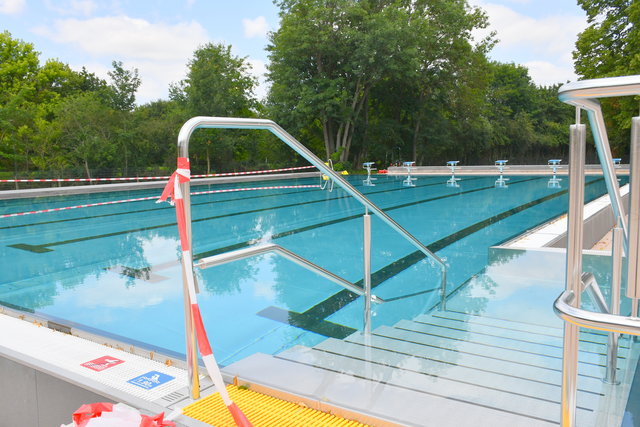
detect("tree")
(0, 31), (39, 179)
(267, 0), (492, 164)
(107, 60), (141, 112)
(574, 0), (640, 156)
(106, 61), (142, 175)
(171, 43), (257, 173)
(54, 92), (116, 179)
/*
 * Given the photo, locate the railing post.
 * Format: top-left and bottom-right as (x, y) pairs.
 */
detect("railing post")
(605, 226), (623, 384)
(178, 176), (200, 400)
(627, 117), (640, 317)
(561, 119), (586, 427)
(363, 207), (372, 335)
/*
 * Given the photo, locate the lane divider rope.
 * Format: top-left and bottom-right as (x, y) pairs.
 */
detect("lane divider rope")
(158, 157), (253, 427)
(0, 185), (320, 218)
(0, 165), (316, 183)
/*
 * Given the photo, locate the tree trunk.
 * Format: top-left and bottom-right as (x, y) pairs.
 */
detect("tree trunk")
(412, 118), (421, 163)
(84, 158), (92, 180)
(206, 147), (211, 174)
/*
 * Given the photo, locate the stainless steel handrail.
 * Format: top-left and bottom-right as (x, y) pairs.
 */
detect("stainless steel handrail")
(175, 116), (446, 398)
(555, 290), (640, 336)
(581, 273), (609, 314)
(557, 76), (640, 426)
(177, 117), (445, 273)
(198, 243), (385, 304)
(558, 76), (640, 249)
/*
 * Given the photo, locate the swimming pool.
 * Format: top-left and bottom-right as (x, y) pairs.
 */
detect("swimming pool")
(0, 174), (620, 366)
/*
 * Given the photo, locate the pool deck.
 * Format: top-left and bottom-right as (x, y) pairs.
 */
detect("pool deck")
(0, 171), (321, 200)
(385, 164), (629, 176)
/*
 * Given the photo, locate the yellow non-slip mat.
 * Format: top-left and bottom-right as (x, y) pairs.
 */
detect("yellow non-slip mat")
(183, 384), (369, 426)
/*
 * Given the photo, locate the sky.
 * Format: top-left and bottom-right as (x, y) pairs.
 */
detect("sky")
(0, 0), (588, 105)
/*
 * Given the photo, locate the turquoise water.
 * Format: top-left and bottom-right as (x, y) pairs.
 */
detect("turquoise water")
(0, 174), (622, 366)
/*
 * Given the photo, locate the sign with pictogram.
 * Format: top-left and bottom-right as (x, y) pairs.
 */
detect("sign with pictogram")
(81, 356), (125, 372)
(127, 371), (174, 390)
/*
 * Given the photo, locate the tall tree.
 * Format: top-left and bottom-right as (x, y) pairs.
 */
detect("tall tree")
(268, 0), (491, 163)
(107, 60), (141, 112)
(107, 61), (142, 175)
(171, 43), (257, 172)
(0, 31), (39, 179)
(574, 0), (640, 155)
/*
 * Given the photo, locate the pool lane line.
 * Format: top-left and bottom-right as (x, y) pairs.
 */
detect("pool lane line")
(259, 178), (605, 339)
(0, 171), (412, 214)
(0, 175), (450, 230)
(6, 176), (491, 252)
(192, 176), (541, 260)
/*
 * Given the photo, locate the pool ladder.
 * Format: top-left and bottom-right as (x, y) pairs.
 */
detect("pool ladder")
(173, 116), (447, 400)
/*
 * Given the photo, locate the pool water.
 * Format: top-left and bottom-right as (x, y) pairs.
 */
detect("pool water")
(0, 174), (621, 366)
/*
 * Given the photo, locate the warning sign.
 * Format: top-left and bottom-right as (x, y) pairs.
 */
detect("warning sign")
(127, 371), (174, 390)
(81, 356), (125, 372)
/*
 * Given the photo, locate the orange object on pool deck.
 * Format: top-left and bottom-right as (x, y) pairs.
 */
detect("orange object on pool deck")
(183, 384), (369, 427)
(378, 169), (388, 174)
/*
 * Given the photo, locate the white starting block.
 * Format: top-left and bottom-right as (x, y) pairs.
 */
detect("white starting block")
(495, 160), (509, 188)
(446, 161), (461, 188)
(363, 162), (377, 186)
(548, 159), (562, 188)
(403, 161), (416, 187)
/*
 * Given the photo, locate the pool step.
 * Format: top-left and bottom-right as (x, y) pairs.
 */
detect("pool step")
(223, 309), (627, 426)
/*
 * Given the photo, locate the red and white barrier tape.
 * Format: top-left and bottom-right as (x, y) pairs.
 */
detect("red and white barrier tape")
(158, 158), (253, 427)
(0, 165), (316, 183)
(0, 185), (320, 218)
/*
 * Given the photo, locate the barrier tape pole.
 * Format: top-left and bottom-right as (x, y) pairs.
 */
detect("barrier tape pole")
(0, 185), (320, 218)
(0, 165), (316, 183)
(158, 158), (253, 427)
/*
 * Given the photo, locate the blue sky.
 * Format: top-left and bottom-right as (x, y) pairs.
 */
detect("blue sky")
(0, 0), (588, 104)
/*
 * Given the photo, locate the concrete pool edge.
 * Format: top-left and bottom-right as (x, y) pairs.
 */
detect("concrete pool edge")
(0, 171), (321, 200)
(501, 183), (630, 251)
(0, 310), (213, 427)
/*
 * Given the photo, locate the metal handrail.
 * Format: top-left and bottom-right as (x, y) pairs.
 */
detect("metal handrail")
(177, 117), (444, 268)
(580, 273), (609, 314)
(558, 75), (640, 249)
(556, 75), (640, 426)
(198, 243), (385, 304)
(175, 116), (447, 398)
(554, 290), (640, 336)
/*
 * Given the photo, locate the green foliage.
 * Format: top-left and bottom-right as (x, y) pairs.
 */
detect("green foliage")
(2, 4), (635, 181)
(574, 0), (640, 157)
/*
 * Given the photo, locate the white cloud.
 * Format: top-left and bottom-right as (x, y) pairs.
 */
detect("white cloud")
(246, 57), (268, 101)
(243, 16), (268, 39)
(524, 60), (575, 86)
(34, 16), (210, 102)
(0, 0), (25, 14)
(37, 16), (209, 61)
(471, 1), (587, 85)
(43, 0), (97, 16)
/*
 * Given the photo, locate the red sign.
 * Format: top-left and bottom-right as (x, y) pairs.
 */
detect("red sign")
(81, 356), (125, 372)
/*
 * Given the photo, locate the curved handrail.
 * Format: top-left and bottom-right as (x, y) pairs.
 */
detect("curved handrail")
(558, 75), (640, 248)
(554, 290), (640, 336)
(177, 116), (446, 273)
(198, 243), (385, 304)
(558, 75), (640, 102)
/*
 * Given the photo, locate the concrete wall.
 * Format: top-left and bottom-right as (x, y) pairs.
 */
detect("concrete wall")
(0, 355), (113, 427)
(548, 191), (629, 249)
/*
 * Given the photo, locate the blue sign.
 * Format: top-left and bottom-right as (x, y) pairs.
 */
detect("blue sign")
(127, 371), (174, 390)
